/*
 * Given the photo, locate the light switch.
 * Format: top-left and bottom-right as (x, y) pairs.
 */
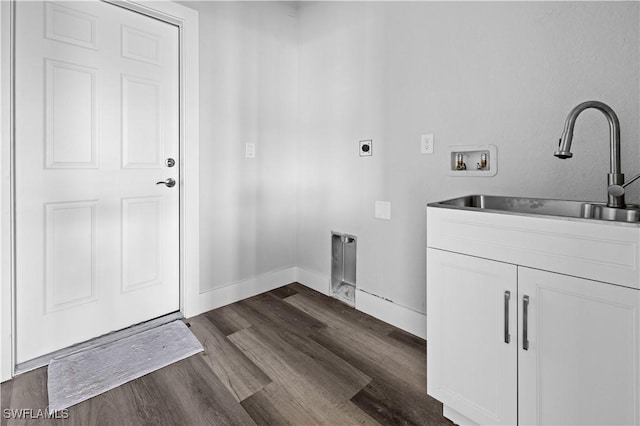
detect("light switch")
(245, 143), (256, 159)
(375, 201), (391, 220)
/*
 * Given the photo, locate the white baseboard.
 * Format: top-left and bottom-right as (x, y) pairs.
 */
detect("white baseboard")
(294, 267), (330, 295)
(195, 266), (427, 340)
(293, 268), (426, 339)
(355, 289), (426, 339)
(197, 267), (297, 315)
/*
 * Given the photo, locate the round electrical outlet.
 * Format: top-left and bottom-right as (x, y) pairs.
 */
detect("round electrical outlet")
(359, 140), (372, 156)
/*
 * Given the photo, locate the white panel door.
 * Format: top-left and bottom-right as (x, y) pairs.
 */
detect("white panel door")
(518, 267), (640, 426)
(15, 1), (179, 363)
(426, 249), (517, 426)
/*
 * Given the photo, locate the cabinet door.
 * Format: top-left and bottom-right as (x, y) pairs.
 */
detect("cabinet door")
(518, 267), (640, 426)
(427, 249), (517, 425)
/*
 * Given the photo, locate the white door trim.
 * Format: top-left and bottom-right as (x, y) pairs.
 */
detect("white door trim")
(0, 0), (199, 382)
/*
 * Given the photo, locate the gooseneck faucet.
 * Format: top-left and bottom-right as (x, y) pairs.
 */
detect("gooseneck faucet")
(555, 100), (640, 208)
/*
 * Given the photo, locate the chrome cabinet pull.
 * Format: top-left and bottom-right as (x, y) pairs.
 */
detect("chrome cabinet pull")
(523, 295), (530, 350)
(504, 291), (511, 344)
(156, 178), (176, 188)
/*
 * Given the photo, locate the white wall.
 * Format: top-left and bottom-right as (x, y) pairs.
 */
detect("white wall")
(3, 1), (638, 379)
(297, 1), (640, 315)
(0, 0), (12, 382)
(179, 1), (299, 294)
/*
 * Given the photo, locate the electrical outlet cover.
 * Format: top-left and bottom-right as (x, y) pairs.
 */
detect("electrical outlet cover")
(421, 134), (434, 154)
(360, 140), (372, 156)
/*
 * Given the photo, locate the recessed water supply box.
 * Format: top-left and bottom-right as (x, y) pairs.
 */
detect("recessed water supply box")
(331, 232), (357, 306)
(448, 144), (497, 177)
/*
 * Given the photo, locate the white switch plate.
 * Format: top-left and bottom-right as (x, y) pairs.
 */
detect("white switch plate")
(375, 201), (391, 220)
(421, 134), (434, 154)
(245, 143), (256, 159)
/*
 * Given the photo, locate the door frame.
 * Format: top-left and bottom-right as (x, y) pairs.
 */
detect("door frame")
(0, 0), (200, 381)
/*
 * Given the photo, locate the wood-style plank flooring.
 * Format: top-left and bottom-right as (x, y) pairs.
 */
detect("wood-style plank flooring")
(1, 283), (451, 425)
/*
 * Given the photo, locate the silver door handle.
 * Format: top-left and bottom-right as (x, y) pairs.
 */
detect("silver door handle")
(156, 178), (176, 188)
(504, 290), (511, 344)
(523, 295), (530, 351)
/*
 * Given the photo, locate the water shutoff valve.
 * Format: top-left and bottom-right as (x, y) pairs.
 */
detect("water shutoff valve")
(477, 153), (488, 170)
(448, 145), (497, 177)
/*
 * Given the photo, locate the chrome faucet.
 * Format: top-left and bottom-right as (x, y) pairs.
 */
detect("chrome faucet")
(555, 100), (640, 208)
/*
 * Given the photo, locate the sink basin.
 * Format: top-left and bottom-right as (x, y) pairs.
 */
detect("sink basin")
(429, 195), (640, 223)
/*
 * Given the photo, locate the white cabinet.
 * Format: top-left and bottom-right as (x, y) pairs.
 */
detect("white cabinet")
(427, 249), (517, 426)
(427, 248), (640, 426)
(518, 267), (639, 426)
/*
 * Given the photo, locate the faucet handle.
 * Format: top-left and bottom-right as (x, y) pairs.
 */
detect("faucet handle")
(608, 173), (640, 203)
(623, 173), (640, 189)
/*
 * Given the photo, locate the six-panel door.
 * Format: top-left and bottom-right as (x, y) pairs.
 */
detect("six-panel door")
(15, 1), (180, 363)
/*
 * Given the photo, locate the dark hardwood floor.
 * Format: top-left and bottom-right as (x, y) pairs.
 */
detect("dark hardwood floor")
(1, 283), (451, 425)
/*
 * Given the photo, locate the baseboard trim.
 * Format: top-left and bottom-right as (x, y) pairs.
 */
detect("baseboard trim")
(294, 267), (330, 295)
(196, 267), (426, 339)
(197, 267), (297, 315)
(294, 268), (426, 339)
(355, 289), (426, 339)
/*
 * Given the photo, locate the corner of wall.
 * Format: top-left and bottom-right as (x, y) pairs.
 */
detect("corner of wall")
(294, 267), (330, 295)
(197, 267), (298, 315)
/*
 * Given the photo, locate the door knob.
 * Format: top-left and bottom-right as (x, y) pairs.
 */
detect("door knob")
(156, 178), (176, 188)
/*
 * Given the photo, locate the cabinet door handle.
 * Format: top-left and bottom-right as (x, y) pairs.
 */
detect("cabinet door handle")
(523, 295), (530, 351)
(504, 290), (511, 344)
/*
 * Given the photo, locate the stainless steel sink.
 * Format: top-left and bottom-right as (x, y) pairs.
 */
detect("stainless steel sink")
(429, 195), (640, 223)
(581, 203), (640, 222)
